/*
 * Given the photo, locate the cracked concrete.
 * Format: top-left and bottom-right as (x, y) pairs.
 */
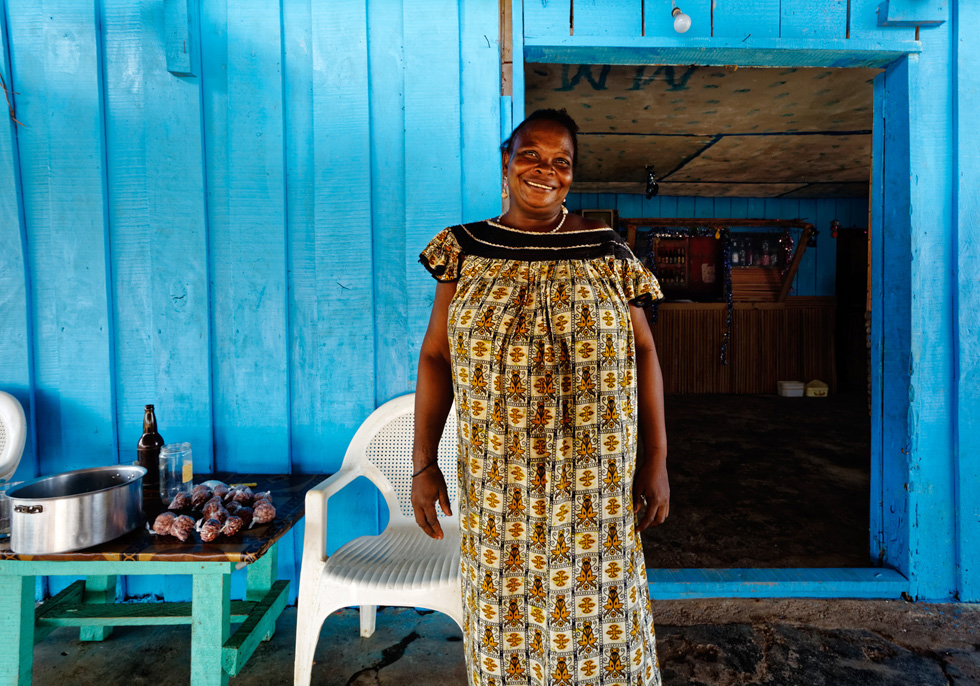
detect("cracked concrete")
(28, 597), (979, 685)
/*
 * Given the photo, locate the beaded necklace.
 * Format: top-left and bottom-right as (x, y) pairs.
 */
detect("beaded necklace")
(486, 205), (568, 234)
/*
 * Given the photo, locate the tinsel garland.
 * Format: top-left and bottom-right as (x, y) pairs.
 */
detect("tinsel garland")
(644, 226), (735, 365)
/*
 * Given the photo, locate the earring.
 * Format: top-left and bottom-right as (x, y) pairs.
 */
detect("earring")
(501, 179), (509, 200)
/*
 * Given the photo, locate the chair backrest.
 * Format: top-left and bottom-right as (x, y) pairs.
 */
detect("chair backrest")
(341, 393), (458, 523)
(0, 391), (26, 483)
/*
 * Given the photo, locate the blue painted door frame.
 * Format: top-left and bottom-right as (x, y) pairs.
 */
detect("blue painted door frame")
(512, 0), (970, 601)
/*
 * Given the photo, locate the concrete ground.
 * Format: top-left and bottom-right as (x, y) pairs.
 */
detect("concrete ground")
(31, 598), (980, 686)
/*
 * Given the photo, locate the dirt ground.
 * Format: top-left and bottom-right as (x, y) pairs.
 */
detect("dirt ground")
(643, 392), (871, 568)
(30, 599), (980, 685)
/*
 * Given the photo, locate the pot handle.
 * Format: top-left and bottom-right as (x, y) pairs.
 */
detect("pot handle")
(14, 504), (42, 514)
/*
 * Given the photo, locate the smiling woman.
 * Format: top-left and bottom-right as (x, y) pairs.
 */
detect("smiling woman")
(412, 109), (669, 686)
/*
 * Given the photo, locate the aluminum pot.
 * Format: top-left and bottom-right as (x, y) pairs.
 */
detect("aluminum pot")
(8, 465), (146, 554)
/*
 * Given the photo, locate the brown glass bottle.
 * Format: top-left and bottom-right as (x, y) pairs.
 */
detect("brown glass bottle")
(137, 404), (164, 518)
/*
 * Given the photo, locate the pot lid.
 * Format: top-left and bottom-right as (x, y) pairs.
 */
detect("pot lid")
(0, 391), (26, 483)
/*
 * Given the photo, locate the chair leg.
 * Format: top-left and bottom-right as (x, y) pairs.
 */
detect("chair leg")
(359, 605), (377, 638)
(294, 600), (332, 686)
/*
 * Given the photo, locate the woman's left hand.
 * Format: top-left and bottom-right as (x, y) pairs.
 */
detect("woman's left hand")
(632, 460), (670, 533)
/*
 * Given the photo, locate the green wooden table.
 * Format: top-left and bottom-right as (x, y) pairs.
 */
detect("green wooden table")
(0, 472), (322, 686)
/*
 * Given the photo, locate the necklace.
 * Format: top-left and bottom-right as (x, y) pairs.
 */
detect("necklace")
(488, 205), (568, 234)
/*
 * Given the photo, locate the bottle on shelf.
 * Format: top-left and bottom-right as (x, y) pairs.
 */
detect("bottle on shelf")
(761, 240), (770, 266)
(137, 404), (165, 518)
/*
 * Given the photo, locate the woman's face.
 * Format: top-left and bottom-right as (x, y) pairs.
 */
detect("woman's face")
(503, 120), (574, 216)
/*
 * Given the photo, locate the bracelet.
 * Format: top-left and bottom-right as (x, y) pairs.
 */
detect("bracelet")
(412, 459), (439, 478)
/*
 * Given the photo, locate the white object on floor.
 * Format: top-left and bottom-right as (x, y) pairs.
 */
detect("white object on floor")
(777, 380), (805, 397)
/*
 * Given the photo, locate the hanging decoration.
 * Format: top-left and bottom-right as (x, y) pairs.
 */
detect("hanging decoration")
(645, 225), (734, 365)
(778, 229), (794, 276)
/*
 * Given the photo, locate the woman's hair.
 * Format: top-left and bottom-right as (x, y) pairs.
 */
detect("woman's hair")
(501, 108), (580, 167)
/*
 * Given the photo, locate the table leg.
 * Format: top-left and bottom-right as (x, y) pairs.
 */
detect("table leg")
(191, 573), (230, 686)
(245, 542), (278, 641)
(0, 574), (34, 686)
(80, 575), (117, 641)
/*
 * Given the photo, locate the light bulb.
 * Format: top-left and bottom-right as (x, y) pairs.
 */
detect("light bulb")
(672, 6), (691, 33)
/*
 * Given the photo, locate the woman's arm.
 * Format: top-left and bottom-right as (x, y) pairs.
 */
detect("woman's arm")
(411, 280), (458, 540)
(629, 303), (670, 532)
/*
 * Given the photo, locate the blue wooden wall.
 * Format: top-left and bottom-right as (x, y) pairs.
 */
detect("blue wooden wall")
(568, 194), (868, 296)
(0, 0), (977, 604)
(0, 0), (501, 600)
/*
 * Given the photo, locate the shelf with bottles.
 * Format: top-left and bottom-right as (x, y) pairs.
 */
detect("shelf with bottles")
(652, 238), (688, 287)
(729, 232), (785, 269)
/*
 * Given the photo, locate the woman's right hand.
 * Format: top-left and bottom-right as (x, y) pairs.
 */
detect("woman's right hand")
(411, 465), (452, 540)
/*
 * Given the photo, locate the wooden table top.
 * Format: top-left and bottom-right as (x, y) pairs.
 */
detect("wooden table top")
(0, 472), (325, 565)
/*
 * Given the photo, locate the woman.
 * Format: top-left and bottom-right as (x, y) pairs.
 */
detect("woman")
(412, 108), (669, 686)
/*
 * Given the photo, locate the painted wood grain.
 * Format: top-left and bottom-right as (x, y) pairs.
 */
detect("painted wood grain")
(904, 19), (956, 601)
(7, 3), (116, 477)
(573, 0), (641, 37)
(780, 0), (847, 39)
(201, 0), (289, 473)
(511, 0), (525, 123)
(460, 0), (502, 223)
(0, 4), (34, 482)
(954, 0), (980, 604)
(869, 77), (885, 566)
(282, 0), (318, 475)
(879, 57), (912, 580)
(712, 0), (779, 40)
(522, 0), (571, 39)
(309, 0), (378, 553)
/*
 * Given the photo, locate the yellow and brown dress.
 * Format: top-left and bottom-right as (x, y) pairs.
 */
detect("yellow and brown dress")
(421, 220), (664, 686)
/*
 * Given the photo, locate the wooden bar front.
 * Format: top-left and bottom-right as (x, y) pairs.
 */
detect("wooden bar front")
(651, 298), (836, 395)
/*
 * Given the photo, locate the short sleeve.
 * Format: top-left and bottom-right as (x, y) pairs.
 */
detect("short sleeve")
(419, 227), (465, 282)
(620, 255), (664, 307)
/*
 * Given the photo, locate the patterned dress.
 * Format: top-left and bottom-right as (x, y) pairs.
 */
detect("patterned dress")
(420, 220), (664, 686)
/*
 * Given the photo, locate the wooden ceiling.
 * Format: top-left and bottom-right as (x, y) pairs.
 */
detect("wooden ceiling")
(525, 64), (878, 197)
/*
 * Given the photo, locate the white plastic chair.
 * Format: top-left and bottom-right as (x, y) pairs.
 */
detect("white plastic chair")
(294, 393), (462, 686)
(0, 390), (27, 483)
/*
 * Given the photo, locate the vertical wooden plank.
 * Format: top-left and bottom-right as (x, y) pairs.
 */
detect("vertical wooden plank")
(795, 199), (817, 296)
(201, 0), (289, 472)
(954, 0), (980, 603)
(713, 0), (779, 39)
(574, 0), (641, 37)
(693, 196), (713, 218)
(460, 0), (501, 223)
(879, 57), (911, 579)
(780, 0), (847, 39)
(905, 18), (956, 600)
(512, 0), (524, 124)
(311, 0), (377, 549)
(814, 199), (838, 296)
(712, 196), (731, 218)
(404, 0), (463, 380)
(522, 0), (571, 39)
(367, 0), (408, 409)
(102, 0), (212, 473)
(729, 196), (748, 218)
(8, 3), (116, 478)
(282, 0), (319, 473)
(0, 1), (35, 482)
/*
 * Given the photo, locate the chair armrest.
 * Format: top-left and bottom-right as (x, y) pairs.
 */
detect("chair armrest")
(303, 468), (363, 563)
